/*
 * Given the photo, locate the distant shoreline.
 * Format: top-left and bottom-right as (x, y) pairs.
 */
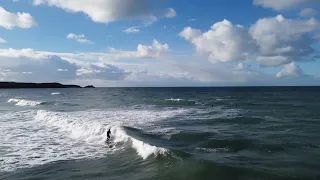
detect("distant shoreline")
(0, 82), (94, 89)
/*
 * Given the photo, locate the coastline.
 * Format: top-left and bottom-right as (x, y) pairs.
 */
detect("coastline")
(0, 82), (94, 89)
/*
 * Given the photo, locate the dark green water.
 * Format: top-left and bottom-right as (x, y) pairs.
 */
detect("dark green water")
(0, 87), (319, 180)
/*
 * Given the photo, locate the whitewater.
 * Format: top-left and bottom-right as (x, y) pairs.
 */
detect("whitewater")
(0, 100), (188, 172)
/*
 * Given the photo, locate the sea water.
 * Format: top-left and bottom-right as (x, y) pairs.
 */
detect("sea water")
(0, 87), (319, 180)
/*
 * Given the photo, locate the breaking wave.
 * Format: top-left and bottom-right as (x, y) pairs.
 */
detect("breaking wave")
(35, 110), (167, 159)
(8, 98), (48, 106)
(51, 92), (61, 95)
(1, 108), (188, 172)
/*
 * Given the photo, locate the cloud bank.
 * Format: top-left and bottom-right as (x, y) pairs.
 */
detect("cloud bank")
(33, 0), (176, 23)
(180, 15), (319, 66)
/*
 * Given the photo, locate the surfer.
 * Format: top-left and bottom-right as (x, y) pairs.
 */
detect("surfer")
(106, 128), (111, 143)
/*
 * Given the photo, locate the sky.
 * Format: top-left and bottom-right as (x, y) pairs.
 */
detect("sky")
(0, 0), (320, 87)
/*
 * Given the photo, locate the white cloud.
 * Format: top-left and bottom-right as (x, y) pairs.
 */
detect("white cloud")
(33, 0), (176, 23)
(253, 0), (320, 11)
(299, 8), (317, 17)
(180, 15), (319, 66)
(67, 33), (94, 44)
(109, 40), (169, 59)
(0, 44), (170, 66)
(0, 6), (36, 29)
(165, 8), (176, 18)
(179, 27), (202, 41)
(0, 37), (6, 43)
(123, 27), (140, 34)
(77, 64), (130, 80)
(179, 20), (257, 62)
(0, 48), (131, 82)
(250, 15), (319, 66)
(276, 62), (304, 78)
(188, 18), (197, 22)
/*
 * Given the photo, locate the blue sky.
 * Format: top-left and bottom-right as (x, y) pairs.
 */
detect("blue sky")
(0, 0), (320, 86)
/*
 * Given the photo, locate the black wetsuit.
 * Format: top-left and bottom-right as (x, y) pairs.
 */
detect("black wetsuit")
(107, 129), (111, 141)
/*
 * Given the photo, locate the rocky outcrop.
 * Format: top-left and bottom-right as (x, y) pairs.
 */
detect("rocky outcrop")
(0, 82), (82, 89)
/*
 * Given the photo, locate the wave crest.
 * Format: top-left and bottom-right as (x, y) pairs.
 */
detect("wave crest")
(8, 98), (45, 106)
(34, 110), (172, 159)
(51, 92), (61, 95)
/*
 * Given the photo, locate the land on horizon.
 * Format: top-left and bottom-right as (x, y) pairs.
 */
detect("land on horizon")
(0, 82), (94, 89)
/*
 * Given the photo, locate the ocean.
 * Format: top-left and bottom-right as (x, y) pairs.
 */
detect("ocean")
(0, 87), (319, 180)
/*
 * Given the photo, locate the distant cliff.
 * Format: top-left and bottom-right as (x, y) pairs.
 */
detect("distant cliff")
(0, 82), (82, 89)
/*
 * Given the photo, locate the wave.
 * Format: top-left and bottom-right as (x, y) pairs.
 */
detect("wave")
(33, 109), (187, 159)
(51, 92), (61, 95)
(8, 98), (47, 106)
(1, 108), (188, 172)
(113, 127), (167, 159)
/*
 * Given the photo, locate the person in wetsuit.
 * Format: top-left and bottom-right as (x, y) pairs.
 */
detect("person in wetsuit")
(106, 128), (111, 143)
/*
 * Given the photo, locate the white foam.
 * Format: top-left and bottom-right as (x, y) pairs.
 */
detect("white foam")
(34, 109), (182, 158)
(51, 92), (61, 95)
(0, 110), (112, 172)
(0, 108), (188, 172)
(8, 98), (43, 106)
(165, 98), (184, 102)
(112, 127), (167, 159)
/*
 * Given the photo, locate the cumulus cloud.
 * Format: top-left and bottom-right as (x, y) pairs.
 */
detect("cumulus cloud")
(33, 0), (176, 23)
(67, 33), (94, 44)
(253, 0), (320, 11)
(276, 62), (305, 78)
(179, 27), (202, 41)
(0, 6), (36, 29)
(123, 27), (140, 34)
(250, 15), (319, 66)
(299, 8), (317, 17)
(109, 40), (169, 59)
(180, 15), (319, 66)
(180, 20), (257, 62)
(0, 37), (6, 43)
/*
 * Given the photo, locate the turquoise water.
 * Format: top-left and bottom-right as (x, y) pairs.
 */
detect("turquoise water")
(0, 87), (320, 180)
